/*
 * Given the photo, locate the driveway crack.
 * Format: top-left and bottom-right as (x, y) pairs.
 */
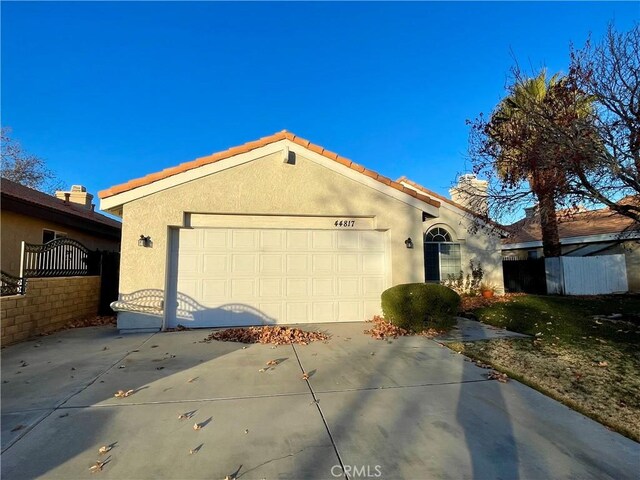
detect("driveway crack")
(291, 343), (349, 480)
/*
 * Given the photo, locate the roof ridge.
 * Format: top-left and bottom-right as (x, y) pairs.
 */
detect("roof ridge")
(98, 131), (441, 209)
(1, 177), (121, 229)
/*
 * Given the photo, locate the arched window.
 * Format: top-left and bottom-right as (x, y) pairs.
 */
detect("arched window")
(425, 227), (452, 243)
(424, 227), (461, 282)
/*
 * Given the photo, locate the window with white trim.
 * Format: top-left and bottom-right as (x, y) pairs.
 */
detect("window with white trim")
(424, 227), (461, 282)
(42, 229), (67, 244)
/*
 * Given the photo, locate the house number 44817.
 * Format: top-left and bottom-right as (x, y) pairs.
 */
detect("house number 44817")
(334, 220), (355, 227)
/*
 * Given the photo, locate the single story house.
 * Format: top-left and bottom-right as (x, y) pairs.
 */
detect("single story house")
(502, 199), (640, 291)
(1, 179), (122, 276)
(99, 131), (504, 332)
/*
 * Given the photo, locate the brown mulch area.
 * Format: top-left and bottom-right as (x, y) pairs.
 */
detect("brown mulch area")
(364, 315), (443, 340)
(460, 293), (527, 312)
(203, 326), (329, 345)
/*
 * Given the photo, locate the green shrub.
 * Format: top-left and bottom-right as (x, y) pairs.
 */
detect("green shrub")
(381, 283), (461, 331)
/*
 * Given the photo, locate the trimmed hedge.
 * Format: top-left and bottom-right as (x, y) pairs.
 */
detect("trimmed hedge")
(381, 283), (460, 331)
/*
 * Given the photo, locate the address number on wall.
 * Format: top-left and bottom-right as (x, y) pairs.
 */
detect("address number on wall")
(334, 220), (356, 227)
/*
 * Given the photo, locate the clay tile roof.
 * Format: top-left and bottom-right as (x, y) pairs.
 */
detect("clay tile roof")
(1, 178), (121, 230)
(504, 201), (640, 244)
(98, 131), (440, 208)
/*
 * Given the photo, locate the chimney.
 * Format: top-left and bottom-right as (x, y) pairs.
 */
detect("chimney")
(55, 185), (94, 210)
(449, 174), (488, 216)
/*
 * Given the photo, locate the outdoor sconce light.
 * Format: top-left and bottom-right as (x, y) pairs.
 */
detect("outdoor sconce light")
(405, 237), (414, 249)
(138, 235), (151, 247)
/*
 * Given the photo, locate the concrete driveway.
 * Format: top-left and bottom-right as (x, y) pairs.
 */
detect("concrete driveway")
(1, 322), (638, 479)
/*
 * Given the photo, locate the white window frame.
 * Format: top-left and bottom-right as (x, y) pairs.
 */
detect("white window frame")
(42, 229), (68, 243)
(424, 226), (462, 282)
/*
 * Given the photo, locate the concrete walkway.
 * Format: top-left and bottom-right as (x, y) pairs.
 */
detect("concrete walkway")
(1, 323), (638, 479)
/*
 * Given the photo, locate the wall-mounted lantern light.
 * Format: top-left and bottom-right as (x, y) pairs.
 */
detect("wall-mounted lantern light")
(138, 235), (151, 247)
(404, 237), (414, 249)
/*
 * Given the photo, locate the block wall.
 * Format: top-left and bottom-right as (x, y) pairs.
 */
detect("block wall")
(1, 276), (100, 345)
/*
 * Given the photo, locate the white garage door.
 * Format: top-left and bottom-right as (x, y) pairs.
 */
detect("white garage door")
(167, 228), (389, 327)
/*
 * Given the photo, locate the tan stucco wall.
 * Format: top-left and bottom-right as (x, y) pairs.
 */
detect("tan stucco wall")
(600, 241), (640, 292)
(423, 208), (505, 292)
(118, 151), (504, 309)
(0, 276), (100, 345)
(0, 210), (120, 275)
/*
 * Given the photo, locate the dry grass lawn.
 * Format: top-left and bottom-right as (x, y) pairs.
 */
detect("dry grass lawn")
(452, 294), (640, 442)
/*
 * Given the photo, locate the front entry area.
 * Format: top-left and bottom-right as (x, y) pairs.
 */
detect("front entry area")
(166, 227), (389, 328)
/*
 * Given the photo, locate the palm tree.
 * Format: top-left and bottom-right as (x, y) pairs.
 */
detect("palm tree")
(486, 70), (595, 257)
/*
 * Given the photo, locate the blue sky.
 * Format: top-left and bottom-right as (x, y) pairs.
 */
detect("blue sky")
(2, 2), (638, 209)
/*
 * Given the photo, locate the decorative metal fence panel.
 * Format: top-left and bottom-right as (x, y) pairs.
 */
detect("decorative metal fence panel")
(1, 270), (25, 296)
(20, 238), (100, 278)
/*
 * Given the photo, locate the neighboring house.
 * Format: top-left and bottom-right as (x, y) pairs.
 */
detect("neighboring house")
(502, 199), (640, 291)
(1, 179), (122, 276)
(99, 130), (504, 332)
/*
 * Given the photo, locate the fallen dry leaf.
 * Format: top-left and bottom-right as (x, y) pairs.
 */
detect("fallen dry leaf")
(203, 326), (329, 345)
(89, 461), (105, 473)
(487, 370), (509, 383)
(98, 445), (111, 455)
(365, 315), (442, 340)
(114, 389), (134, 398)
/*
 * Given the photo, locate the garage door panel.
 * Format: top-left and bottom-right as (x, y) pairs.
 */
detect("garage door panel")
(363, 254), (385, 273)
(202, 279), (227, 300)
(260, 230), (285, 250)
(260, 255), (284, 274)
(286, 231), (309, 250)
(203, 230), (227, 249)
(232, 254), (257, 274)
(313, 302), (335, 322)
(360, 231), (385, 250)
(312, 278), (334, 296)
(259, 302), (282, 322)
(177, 279), (199, 301)
(364, 300), (383, 319)
(259, 278), (282, 297)
(230, 279), (255, 298)
(286, 255), (309, 274)
(363, 277), (384, 295)
(312, 254), (334, 274)
(179, 229), (201, 250)
(170, 227), (388, 328)
(338, 254), (359, 273)
(338, 277), (360, 296)
(337, 231), (359, 250)
(338, 301), (360, 321)
(287, 303), (309, 323)
(203, 255), (227, 274)
(286, 278), (309, 297)
(178, 254), (200, 275)
(312, 231), (334, 250)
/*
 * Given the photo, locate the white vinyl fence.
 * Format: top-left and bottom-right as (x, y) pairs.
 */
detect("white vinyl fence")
(546, 255), (628, 295)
